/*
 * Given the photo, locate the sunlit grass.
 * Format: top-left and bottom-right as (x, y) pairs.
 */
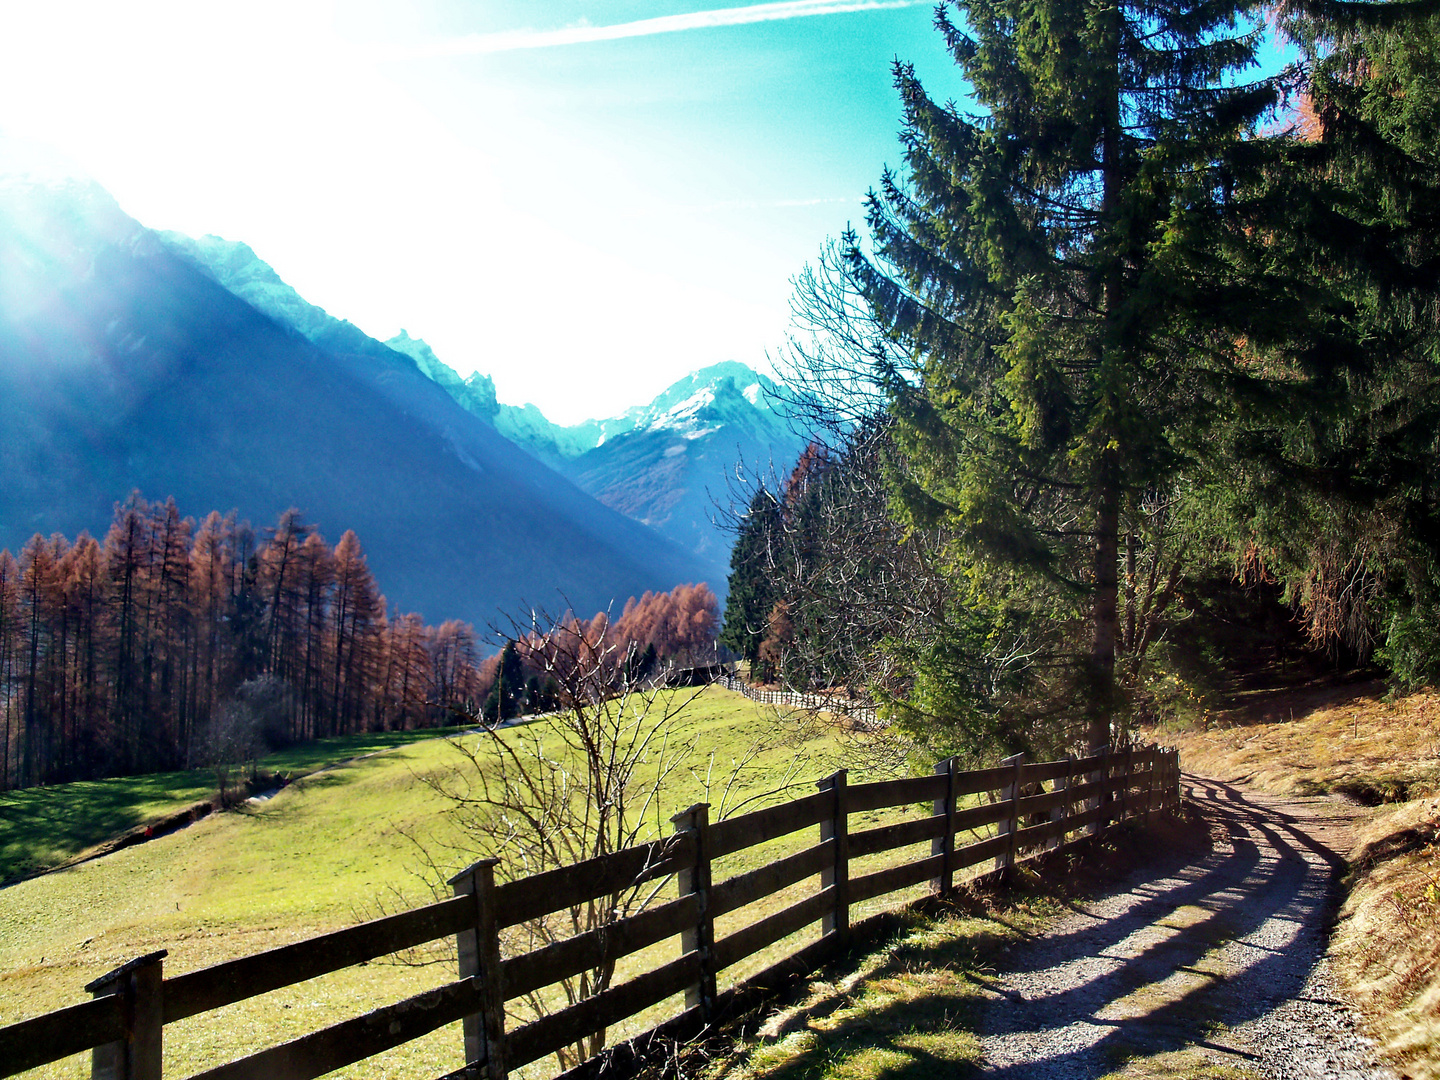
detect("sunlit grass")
(1153, 682), (1440, 802)
(0, 725), (472, 882)
(1333, 794), (1440, 1079)
(702, 904), (1050, 1080)
(0, 687), (862, 1080)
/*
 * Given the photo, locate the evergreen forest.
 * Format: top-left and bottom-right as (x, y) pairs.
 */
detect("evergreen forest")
(723, 0), (1440, 762)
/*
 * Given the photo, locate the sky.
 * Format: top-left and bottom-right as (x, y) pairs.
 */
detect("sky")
(0, 0), (966, 424)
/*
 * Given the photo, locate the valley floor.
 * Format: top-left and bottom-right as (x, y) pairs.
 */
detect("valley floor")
(8, 679), (1435, 1080)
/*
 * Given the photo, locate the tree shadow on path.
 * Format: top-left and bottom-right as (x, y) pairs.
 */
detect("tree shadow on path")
(707, 780), (1384, 1080)
(974, 777), (1380, 1079)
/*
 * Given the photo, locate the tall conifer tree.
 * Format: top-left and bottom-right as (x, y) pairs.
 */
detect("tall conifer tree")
(849, 0), (1290, 745)
(722, 490), (785, 667)
(1212, 0), (1440, 681)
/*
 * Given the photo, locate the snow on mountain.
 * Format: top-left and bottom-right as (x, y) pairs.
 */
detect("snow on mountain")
(492, 403), (598, 468)
(158, 232), (340, 344)
(394, 347), (812, 575)
(491, 361), (793, 458)
(545, 363), (811, 576)
(385, 330), (500, 423)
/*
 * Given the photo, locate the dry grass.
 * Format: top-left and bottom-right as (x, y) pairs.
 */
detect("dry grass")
(1153, 680), (1440, 804)
(1094, 1048), (1262, 1079)
(1332, 796), (1440, 1078)
(1148, 678), (1440, 1078)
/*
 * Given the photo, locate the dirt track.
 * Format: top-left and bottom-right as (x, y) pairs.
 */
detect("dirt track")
(976, 776), (1396, 1078)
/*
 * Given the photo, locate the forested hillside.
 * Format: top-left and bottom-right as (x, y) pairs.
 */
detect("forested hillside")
(0, 491), (722, 791)
(0, 497), (481, 790)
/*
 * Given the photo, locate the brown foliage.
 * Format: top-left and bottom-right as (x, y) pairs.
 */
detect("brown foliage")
(0, 493), (487, 789)
(613, 582), (720, 666)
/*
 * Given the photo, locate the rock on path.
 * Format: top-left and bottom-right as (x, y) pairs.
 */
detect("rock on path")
(977, 776), (1396, 1079)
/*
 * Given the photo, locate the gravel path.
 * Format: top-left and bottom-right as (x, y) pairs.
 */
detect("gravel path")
(976, 775), (1397, 1079)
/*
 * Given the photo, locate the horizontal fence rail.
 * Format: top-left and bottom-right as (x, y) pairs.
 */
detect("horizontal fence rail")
(0, 743), (1181, 1080)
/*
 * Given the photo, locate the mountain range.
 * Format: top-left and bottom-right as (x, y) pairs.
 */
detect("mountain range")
(158, 233), (811, 584)
(0, 175), (716, 628)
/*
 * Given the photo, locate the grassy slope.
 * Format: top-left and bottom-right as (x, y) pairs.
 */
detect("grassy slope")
(0, 688), (857, 1080)
(0, 727), (472, 882)
(1153, 679), (1440, 803)
(1150, 681), (1440, 1078)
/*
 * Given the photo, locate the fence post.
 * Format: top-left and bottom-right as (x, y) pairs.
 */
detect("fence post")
(995, 753), (1024, 875)
(451, 859), (507, 1080)
(87, 950), (166, 1080)
(672, 803), (717, 1026)
(1087, 745), (1107, 837)
(818, 769), (850, 944)
(1122, 745), (1135, 823)
(1142, 745), (1156, 827)
(1047, 755), (1074, 852)
(931, 756), (958, 895)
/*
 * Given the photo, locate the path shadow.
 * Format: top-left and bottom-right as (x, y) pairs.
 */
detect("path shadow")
(974, 777), (1351, 1076)
(712, 781), (1358, 1080)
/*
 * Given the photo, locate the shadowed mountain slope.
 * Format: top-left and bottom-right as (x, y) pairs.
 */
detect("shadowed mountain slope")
(156, 227), (809, 585)
(0, 177), (712, 627)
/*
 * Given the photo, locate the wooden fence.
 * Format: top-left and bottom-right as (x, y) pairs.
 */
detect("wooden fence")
(714, 676), (879, 728)
(0, 745), (1180, 1080)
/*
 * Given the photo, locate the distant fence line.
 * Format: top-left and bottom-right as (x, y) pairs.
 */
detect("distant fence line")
(0, 745), (1181, 1080)
(715, 675), (881, 728)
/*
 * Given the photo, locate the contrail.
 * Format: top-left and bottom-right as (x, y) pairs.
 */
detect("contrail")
(381, 1), (929, 58)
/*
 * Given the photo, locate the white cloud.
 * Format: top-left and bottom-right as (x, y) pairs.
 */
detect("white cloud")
(376, 0), (928, 58)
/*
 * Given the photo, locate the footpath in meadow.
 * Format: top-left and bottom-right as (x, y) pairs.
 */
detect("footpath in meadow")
(975, 776), (1395, 1079)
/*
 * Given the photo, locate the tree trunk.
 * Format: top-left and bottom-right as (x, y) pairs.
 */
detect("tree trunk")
(1089, 466), (1120, 750)
(1088, 11), (1124, 753)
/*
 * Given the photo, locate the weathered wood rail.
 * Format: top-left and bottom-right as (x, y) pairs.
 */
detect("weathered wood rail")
(0, 745), (1180, 1080)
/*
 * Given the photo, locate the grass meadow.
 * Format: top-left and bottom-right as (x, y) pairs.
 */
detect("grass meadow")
(0, 727), (480, 883)
(1, 687), (901, 1080)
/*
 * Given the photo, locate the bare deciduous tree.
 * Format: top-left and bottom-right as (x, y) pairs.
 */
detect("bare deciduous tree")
(396, 612), (815, 1070)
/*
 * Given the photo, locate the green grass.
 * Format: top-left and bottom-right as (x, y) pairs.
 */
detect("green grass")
(0, 687), (856, 1079)
(4, 688), (1104, 1080)
(0, 770), (217, 882)
(0, 725), (470, 882)
(2, 692), (1206, 1080)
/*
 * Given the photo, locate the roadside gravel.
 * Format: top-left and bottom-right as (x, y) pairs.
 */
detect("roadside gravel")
(975, 776), (1397, 1079)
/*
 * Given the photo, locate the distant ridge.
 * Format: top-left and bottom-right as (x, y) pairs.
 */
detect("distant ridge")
(157, 228), (811, 582)
(552, 362), (809, 574)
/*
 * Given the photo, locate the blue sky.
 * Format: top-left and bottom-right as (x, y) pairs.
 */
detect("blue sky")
(0, 1), (962, 423)
(0, 2), (1293, 424)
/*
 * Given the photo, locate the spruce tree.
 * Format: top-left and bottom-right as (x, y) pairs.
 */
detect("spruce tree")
(721, 489), (784, 667)
(848, 0), (1291, 745)
(491, 640), (525, 721)
(1225, 0), (1440, 681)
